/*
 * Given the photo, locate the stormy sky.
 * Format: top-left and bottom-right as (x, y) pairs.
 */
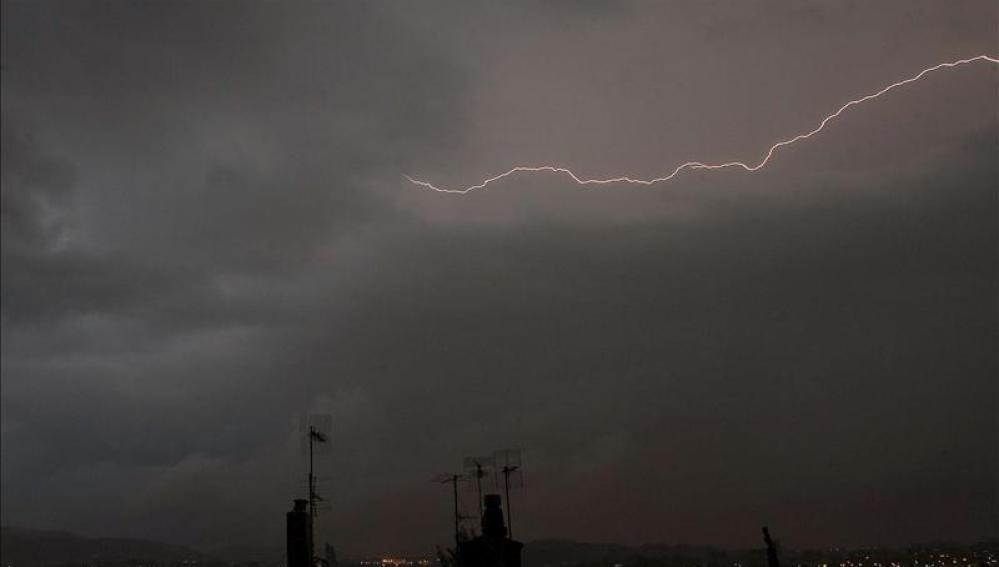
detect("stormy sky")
(1, 0), (996, 557)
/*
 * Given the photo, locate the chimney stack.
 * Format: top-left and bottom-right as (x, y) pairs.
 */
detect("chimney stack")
(288, 499), (312, 567)
(481, 494), (508, 538)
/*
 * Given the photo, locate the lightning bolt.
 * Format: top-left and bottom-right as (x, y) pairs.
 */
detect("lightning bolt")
(406, 55), (998, 194)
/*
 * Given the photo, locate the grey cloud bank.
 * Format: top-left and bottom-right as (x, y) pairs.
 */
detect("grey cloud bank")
(1, 0), (996, 557)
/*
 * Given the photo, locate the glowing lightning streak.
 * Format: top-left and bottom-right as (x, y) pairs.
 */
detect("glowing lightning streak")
(406, 55), (998, 194)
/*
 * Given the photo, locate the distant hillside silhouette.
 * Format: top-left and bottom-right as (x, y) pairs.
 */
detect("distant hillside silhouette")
(1, 526), (207, 566)
(520, 538), (999, 567)
(3, 527), (996, 567)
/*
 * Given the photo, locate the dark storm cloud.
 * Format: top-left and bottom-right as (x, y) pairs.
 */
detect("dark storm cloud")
(2, 1), (466, 273)
(2, 0), (996, 557)
(1, 117), (77, 253)
(2, 1), (472, 547)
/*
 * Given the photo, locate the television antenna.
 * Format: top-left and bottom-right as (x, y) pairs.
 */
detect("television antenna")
(433, 473), (471, 547)
(463, 455), (495, 521)
(493, 449), (523, 539)
(299, 414), (332, 565)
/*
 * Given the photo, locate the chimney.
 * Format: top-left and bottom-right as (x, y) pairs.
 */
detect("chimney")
(288, 499), (312, 567)
(481, 494), (507, 538)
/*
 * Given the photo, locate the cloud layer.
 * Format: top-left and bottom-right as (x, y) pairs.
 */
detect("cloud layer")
(2, 0), (996, 556)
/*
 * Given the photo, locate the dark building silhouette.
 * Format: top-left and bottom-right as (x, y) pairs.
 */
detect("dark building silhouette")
(288, 499), (312, 567)
(457, 494), (523, 567)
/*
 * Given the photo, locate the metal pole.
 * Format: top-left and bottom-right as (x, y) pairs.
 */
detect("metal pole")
(452, 475), (460, 548)
(475, 463), (484, 521)
(309, 426), (315, 566)
(503, 468), (512, 539)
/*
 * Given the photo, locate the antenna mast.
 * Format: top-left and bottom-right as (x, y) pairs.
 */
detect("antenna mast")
(494, 449), (523, 539)
(464, 456), (494, 521)
(301, 414), (330, 567)
(434, 473), (467, 547)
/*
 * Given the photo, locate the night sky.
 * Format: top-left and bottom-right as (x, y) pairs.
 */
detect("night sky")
(1, 1), (996, 557)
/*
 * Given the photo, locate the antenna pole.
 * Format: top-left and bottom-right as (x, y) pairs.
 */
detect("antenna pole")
(309, 425), (316, 565)
(303, 416), (330, 567)
(503, 467), (513, 539)
(475, 462), (484, 521)
(452, 475), (460, 547)
(435, 473), (466, 549)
